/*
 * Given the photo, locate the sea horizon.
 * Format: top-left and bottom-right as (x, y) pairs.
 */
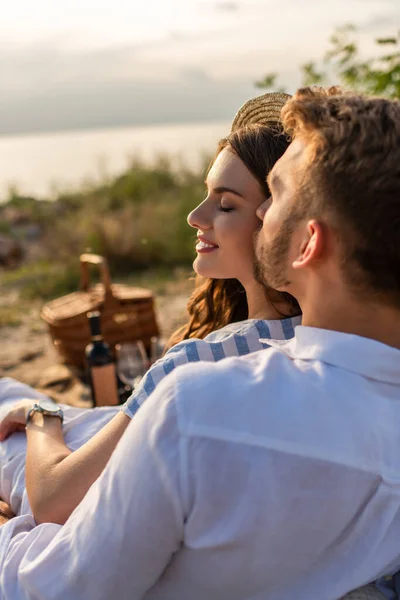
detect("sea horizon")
(0, 119), (231, 203)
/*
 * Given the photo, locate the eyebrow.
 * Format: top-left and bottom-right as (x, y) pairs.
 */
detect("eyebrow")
(204, 182), (245, 198)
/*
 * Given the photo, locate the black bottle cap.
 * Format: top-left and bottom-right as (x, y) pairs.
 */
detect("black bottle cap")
(87, 311), (102, 337)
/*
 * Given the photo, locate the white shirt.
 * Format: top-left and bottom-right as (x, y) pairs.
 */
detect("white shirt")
(122, 316), (299, 417)
(0, 316), (299, 515)
(2, 326), (400, 600)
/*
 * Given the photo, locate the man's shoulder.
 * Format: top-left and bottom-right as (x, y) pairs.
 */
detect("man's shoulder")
(170, 344), (294, 428)
(172, 343), (279, 384)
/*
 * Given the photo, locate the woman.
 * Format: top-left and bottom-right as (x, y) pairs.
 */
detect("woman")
(0, 116), (302, 526)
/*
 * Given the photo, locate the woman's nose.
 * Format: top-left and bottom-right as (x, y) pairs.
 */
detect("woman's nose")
(256, 198), (270, 222)
(187, 201), (211, 230)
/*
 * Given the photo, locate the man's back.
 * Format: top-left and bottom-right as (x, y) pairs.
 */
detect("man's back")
(140, 327), (400, 600)
(2, 326), (400, 600)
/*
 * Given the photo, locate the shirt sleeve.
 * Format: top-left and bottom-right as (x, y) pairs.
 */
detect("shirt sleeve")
(121, 337), (217, 418)
(0, 373), (185, 600)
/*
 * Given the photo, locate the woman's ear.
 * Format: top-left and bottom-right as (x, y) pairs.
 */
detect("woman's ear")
(292, 220), (325, 270)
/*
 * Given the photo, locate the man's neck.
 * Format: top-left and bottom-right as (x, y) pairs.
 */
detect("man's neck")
(301, 293), (400, 350)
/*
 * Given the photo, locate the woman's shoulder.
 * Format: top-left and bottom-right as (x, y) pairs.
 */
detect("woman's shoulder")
(204, 315), (301, 343)
(121, 315), (301, 417)
(203, 320), (255, 342)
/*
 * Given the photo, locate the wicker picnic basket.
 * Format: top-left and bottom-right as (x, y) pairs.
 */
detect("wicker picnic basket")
(40, 253), (160, 368)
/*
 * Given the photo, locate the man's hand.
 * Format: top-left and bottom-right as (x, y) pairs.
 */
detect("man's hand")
(0, 399), (36, 441)
(0, 499), (15, 526)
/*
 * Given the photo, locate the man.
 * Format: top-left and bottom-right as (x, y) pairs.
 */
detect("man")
(1, 89), (400, 599)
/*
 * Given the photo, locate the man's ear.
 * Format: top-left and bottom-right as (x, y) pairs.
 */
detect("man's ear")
(292, 220), (325, 270)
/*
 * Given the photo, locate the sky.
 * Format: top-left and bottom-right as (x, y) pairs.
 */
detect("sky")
(1, 0), (399, 135)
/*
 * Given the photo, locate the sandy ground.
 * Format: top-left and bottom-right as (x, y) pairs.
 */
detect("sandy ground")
(0, 280), (192, 407)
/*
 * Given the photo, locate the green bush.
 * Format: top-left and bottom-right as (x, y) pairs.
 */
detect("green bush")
(1, 260), (80, 300)
(0, 156), (206, 300)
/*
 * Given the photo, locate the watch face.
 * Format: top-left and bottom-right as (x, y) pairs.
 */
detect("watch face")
(39, 398), (60, 413)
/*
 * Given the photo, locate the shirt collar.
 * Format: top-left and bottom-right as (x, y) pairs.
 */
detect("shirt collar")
(261, 325), (400, 384)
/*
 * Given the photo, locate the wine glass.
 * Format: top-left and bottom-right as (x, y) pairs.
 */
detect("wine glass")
(116, 341), (148, 389)
(150, 336), (166, 365)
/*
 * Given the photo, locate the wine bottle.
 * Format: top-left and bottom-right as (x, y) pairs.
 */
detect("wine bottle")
(85, 311), (119, 406)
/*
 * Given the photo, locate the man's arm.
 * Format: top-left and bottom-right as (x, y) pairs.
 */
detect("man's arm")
(0, 373), (184, 600)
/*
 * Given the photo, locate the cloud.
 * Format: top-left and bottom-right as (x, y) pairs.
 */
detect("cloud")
(0, 48), (257, 134)
(358, 10), (400, 32)
(0, 30), (286, 134)
(197, 1), (240, 12)
(213, 2), (240, 10)
(1, 0), (398, 135)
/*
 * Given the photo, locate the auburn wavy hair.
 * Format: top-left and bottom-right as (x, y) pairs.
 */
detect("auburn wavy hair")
(166, 124), (299, 349)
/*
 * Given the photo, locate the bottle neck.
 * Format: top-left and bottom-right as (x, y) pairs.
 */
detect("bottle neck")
(91, 335), (104, 343)
(87, 311), (102, 338)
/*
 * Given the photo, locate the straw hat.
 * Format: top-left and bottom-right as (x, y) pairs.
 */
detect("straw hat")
(230, 92), (292, 132)
(339, 584), (387, 600)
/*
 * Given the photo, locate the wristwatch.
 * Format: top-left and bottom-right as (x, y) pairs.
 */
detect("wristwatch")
(26, 398), (64, 426)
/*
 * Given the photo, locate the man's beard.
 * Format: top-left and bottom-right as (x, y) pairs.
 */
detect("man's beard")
(253, 215), (297, 291)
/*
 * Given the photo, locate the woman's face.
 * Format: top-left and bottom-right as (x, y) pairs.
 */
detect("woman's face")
(187, 146), (266, 285)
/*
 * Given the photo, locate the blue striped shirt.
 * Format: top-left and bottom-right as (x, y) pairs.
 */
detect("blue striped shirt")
(121, 316), (301, 418)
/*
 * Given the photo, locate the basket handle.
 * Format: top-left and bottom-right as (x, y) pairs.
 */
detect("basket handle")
(79, 253), (113, 297)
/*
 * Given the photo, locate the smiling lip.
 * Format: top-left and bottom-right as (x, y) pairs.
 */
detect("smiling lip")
(196, 235), (219, 254)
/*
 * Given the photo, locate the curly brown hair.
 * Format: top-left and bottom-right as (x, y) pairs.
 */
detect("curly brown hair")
(281, 86), (400, 306)
(166, 125), (300, 349)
